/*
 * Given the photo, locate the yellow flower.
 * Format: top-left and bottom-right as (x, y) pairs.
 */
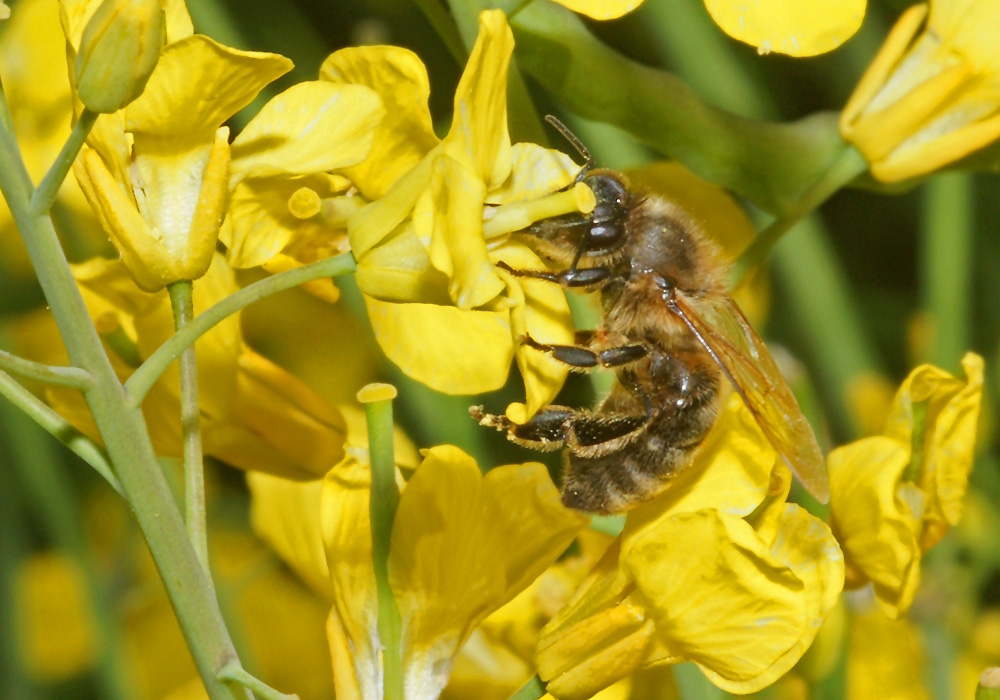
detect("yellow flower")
(841, 1), (1000, 182)
(67, 0), (294, 291)
(537, 395), (844, 698)
(23, 254), (348, 480)
(829, 353), (983, 618)
(704, 0), (865, 57)
(331, 11), (589, 415)
(222, 76), (385, 301)
(250, 440), (586, 700)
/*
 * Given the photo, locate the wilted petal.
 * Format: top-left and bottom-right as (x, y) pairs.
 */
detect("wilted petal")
(704, 0), (865, 57)
(320, 45), (439, 199)
(829, 435), (921, 617)
(230, 81), (383, 182)
(364, 294), (514, 395)
(883, 352), (983, 546)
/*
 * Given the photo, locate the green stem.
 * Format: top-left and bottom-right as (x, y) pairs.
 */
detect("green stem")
(732, 145), (869, 285)
(168, 281), (211, 581)
(920, 172), (973, 373)
(361, 385), (403, 700)
(0, 347), (93, 389)
(126, 252), (357, 407)
(0, 80), (250, 700)
(28, 108), (98, 216)
(216, 660), (296, 700)
(0, 367), (122, 496)
(508, 674), (546, 700)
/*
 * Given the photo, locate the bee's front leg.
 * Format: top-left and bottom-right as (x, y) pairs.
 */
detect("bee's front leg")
(521, 335), (648, 370)
(495, 260), (609, 288)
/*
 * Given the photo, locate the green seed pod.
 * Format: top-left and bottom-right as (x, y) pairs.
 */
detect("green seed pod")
(74, 0), (166, 114)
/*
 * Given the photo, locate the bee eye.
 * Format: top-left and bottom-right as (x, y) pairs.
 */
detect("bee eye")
(584, 174), (629, 251)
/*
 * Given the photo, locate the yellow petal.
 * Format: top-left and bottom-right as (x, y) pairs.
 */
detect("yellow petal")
(247, 471), (333, 599)
(225, 174), (348, 269)
(622, 393), (776, 538)
(125, 35), (292, 138)
(623, 509), (808, 688)
(390, 446), (585, 698)
(183, 126), (231, 280)
(320, 455), (381, 700)
(230, 81), (384, 182)
(349, 149), (438, 257)
(702, 504), (844, 694)
(828, 435), (920, 618)
(548, 0), (643, 21)
(205, 351), (348, 479)
(443, 9), (513, 190)
(355, 223), (451, 304)
(75, 146), (179, 292)
(486, 143), (580, 205)
(704, 0), (865, 57)
(364, 294), (514, 394)
(492, 243), (574, 416)
(420, 154), (505, 309)
(320, 45), (440, 199)
(885, 353), (984, 548)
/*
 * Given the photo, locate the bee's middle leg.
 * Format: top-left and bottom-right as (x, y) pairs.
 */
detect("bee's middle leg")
(521, 335), (648, 370)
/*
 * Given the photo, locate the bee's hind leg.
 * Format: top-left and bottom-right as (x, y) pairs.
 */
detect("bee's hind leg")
(469, 405), (575, 451)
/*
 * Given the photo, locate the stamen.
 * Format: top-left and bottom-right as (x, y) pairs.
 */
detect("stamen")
(482, 182), (596, 240)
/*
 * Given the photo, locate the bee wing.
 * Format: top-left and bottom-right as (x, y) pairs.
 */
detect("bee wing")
(669, 292), (829, 503)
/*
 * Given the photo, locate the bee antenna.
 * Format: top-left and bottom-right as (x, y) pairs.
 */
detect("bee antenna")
(545, 115), (594, 182)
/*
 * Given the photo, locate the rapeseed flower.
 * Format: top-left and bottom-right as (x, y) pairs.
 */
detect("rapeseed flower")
(327, 11), (590, 415)
(841, 1), (1000, 182)
(537, 395), (844, 698)
(64, 0), (294, 291)
(829, 353), (983, 618)
(250, 440), (586, 700)
(554, 0), (864, 55)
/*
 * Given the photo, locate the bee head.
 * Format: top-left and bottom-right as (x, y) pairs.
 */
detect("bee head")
(581, 172), (631, 255)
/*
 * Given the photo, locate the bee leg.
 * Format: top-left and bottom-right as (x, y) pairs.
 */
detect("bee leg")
(522, 335), (648, 370)
(469, 405), (574, 451)
(496, 260), (610, 288)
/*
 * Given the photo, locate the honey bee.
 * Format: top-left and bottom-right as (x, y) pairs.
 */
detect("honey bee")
(471, 118), (828, 514)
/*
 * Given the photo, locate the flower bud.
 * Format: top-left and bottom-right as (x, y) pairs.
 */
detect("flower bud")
(74, 0), (165, 114)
